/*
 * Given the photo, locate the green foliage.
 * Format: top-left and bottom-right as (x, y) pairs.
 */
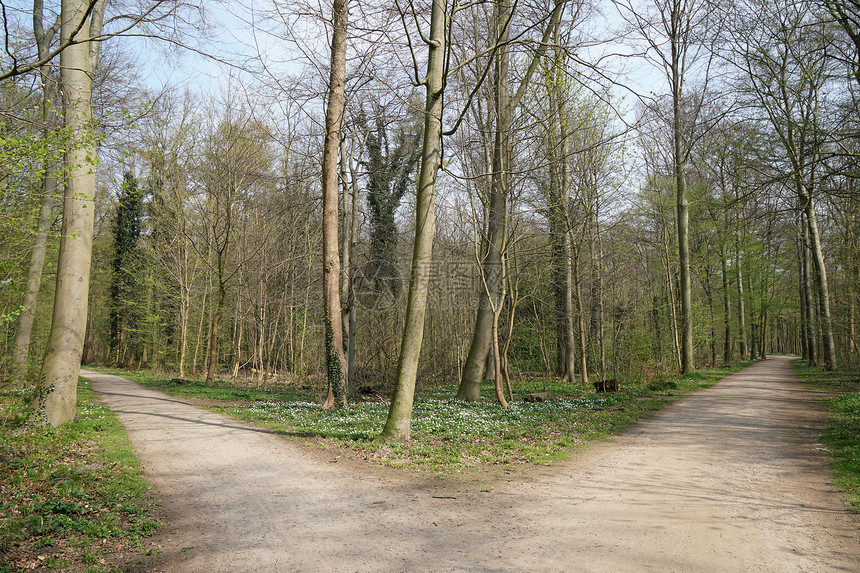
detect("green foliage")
(109, 172), (147, 365)
(794, 361), (860, 509)
(0, 378), (160, 569)
(324, 320), (345, 407)
(357, 103), (422, 298)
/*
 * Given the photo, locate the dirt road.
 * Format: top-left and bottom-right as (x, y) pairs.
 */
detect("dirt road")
(84, 356), (860, 572)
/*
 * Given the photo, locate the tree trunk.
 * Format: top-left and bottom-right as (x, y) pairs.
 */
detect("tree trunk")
(849, 263), (857, 361)
(34, 0), (99, 426)
(205, 281), (225, 385)
(491, 289), (508, 409)
(801, 213), (818, 366)
(562, 224), (578, 382)
(720, 246), (732, 364)
(704, 262), (717, 366)
(551, 213), (567, 377)
(673, 63), (693, 373)
(377, 0), (445, 442)
(321, 0), (349, 409)
(341, 137), (360, 393)
(736, 244), (748, 360)
(800, 189), (836, 370)
(458, 0), (512, 401)
(13, 8), (62, 376)
(458, 0), (564, 398)
(13, 173), (56, 372)
(667, 0), (694, 374)
(594, 217), (607, 381)
(572, 245), (588, 385)
(660, 226), (681, 370)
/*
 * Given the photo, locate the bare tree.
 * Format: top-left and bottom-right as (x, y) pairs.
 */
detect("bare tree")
(321, 0), (349, 409)
(377, 0), (447, 442)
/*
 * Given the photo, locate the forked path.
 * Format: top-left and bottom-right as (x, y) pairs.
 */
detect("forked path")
(84, 356), (860, 572)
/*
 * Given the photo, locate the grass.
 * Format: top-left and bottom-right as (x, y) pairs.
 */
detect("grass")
(0, 377), (161, 572)
(793, 361), (860, 510)
(106, 362), (753, 475)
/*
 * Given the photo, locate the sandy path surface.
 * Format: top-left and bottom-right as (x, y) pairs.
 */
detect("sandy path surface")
(84, 356), (860, 572)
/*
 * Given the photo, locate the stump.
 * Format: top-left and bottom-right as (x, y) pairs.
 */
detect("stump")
(593, 379), (619, 393)
(524, 391), (555, 403)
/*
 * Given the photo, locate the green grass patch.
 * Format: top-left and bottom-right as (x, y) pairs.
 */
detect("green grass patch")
(793, 361), (860, 510)
(100, 362), (752, 474)
(0, 377), (161, 571)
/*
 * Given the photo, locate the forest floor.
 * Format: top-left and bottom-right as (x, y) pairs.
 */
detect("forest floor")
(84, 355), (860, 572)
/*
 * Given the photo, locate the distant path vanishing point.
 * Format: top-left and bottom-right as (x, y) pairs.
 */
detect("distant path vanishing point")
(84, 356), (860, 572)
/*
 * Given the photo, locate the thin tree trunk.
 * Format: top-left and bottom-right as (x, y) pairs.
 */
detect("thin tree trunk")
(501, 246), (520, 393)
(377, 0), (445, 442)
(321, 0), (349, 409)
(801, 215), (818, 365)
(736, 243), (748, 360)
(670, 1), (693, 374)
(562, 224), (578, 382)
(661, 227), (681, 370)
(558, 80), (577, 384)
(205, 281), (225, 385)
(721, 246), (732, 364)
(341, 137), (360, 392)
(192, 281), (208, 376)
(491, 285), (508, 408)
(231, 266), (245, 379)
(13, 175), (56, 372)
(595, 217), (607, 381)
(704, 262), (717, 366)
(572, 244), (588, 385)
(849, 272), (857, 360)
(800, 189), (836, 370)
(13, 7), (62, 376)
(178, 231), (191, 378)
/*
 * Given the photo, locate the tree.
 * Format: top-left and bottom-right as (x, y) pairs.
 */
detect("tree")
(822, 0), (860, 85)
(615, 0), (719, 374)
(33, 0), (104, 426)
(197, 106), (270, 385)
(321, 0), (349, 409)
(458, 0), (566, 400)
(109, 172), (145, 365)
(377, 0), (447, 442)
(357, 103), (422, 303)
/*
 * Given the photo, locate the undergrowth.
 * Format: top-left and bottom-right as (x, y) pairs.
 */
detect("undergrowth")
(0, 378), (161, 572)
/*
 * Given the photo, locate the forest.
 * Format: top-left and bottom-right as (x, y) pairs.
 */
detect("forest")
(1, 0), (859, 440)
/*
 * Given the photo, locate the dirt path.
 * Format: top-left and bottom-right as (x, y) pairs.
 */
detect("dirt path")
(84, 356), (860, 572)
